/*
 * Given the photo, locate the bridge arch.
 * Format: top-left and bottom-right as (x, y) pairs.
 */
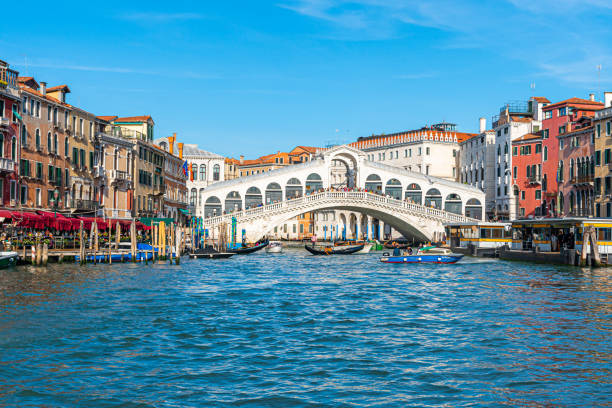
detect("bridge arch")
(286, 178), (303, 199)
(444, 193), (462, 215)
(385, 178), (402, 199)
(204, 196), (222, 217)
(465, 198), (483, 219)
(424, 188), (442, 209)
(405, 183), (422, 205)
(225, 191), (242, 212)
(365, 174), (382, 193)
(306, 173), (323, 194)
(245, 187), (263, 209)
(265, 182), (282, 204)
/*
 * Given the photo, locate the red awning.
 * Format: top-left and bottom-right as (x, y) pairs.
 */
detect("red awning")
(11, 211), (45, 229)
(0, 210), (14, 219)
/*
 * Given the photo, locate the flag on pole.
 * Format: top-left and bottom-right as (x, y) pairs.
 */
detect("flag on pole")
(182, 161), (189, 177)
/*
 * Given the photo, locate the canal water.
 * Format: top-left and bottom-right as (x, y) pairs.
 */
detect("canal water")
(0, 250), (610, 407)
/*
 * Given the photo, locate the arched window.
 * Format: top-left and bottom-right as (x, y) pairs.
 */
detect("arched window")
(265, 182), (282, 204)
(225, 191), (242, 212)
(424, 188), (442, 209)
(305, 173), (323, 194)
(190, 188), (197, 205)
(286, 178), (303, 199)
(192, 164), (198, 181)
(53, 133), (58, 154)
(365, 174), (382, 192)
(465, 198), (482, 220)
(213, 164), (220, 181)
(385, 178), (402, 199)
(200, 165), (206, 181)
(245, 187), (263, 208)
(405, 183), (422, 204)
(444, 193), (462, 214)
(204, 196), (222, 217)
(504, 143), (508, 154)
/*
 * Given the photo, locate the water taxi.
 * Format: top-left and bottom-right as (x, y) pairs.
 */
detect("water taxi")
(380, 247), (463, 264)
(445, 222), (512, 256)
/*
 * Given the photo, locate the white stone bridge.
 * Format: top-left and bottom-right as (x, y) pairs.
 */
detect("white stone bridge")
(196, 145), (485, 241)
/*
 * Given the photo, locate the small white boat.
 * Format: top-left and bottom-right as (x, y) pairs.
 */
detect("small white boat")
(0, 251), (19, 269)
(266, 241), (283, 253)
(354, 243), (373, 254)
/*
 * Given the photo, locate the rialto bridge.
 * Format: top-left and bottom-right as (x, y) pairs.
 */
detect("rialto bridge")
(196, 145), (485, 241)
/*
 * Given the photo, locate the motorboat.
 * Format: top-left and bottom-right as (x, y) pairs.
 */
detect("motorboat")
(0, 251), (19, 269)
(266, 241), (283, 253)
(305, 243), (364, 255)
(380, 247), (463, 264)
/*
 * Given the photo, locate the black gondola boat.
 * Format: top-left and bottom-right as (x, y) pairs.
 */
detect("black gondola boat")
(304, 243), (364, 255)
(189, 246), (235, 259)
(227, 239), (269, 255)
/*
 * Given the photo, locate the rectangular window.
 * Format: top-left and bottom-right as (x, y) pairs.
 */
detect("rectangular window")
(608, 203), (612, 218)
(35, 188), (41, 206)
(597, 123), (602, 138)
(605, 149), (611, 165)
(608, 121), (611, 136)
(80, 149), (85, 168)
(559, 125), (566, 134)
(535, 143), (541, 153)
(513, 166), (517, 178)
(36, 162), (42, 179)
(595, 178), (602, 195)
(512, 146), (517, 156)
(426, 147), (430, 155)
(558, 107), (566, 116)
(596, 150), (601, 165)
(20, 186), (27, 205)
(606, 177), (611, 195)
(535, 190), (541, 200)
(544, 111), (552, 119)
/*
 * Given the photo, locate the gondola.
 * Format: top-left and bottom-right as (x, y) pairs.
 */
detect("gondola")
(227, 239), (269, 255)
(383, 240), (411, 249)
(189, 246), (235, 259)
(304, 243), (364, 255)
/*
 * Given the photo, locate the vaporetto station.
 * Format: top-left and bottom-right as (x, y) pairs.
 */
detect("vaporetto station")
(197, 146), (486, 242)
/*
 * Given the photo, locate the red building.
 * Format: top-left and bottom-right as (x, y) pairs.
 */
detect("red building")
(0, 59), (20, 208)
(512, 133), (543, 218)
(541, 97), (603, 215)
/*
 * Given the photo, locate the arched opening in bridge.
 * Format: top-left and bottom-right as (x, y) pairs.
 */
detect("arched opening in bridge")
(365, 174), (382, 193)
(329, 151), (358, 189)
(424, 188), (442, 209)
(465, 198), (483, 220)
(339, 213), (347, 240)
(305, 173), (323, 195)
(405, 183), (422, 205)
(204, 196), (222, 218)
(225, 191), (242, 213)
(360, 214), (368, 240)
(444, 193), (462, 215)
(349, 213), (357, 239)
(385, 179), (402, 199)
(245, 187), (263, 209)
(286, 178), (303, 199)
(265, 182), (282, 204)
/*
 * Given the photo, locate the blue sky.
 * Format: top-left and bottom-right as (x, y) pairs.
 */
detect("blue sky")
(2, 0), (612, 157)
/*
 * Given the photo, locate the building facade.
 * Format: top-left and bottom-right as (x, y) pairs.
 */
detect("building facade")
(491, 97), (547, 220)
(459, 123), (496, 219)
(182, 143), (225, 217)
(593, 96), (612, 217)
(511, 133), (543, 218)
(18, 78), (70, 211)
(154, 135), (189, 221)
(557, 121), (594, 217)
(541, 97), (603, 216)
(0, 60), (20, 208)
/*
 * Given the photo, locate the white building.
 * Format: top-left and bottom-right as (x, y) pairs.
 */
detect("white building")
(490, 97), (549, 220)
(182, 143), (226, 217)
(459, 118), (496, 219)
(348, 124), (475, 182)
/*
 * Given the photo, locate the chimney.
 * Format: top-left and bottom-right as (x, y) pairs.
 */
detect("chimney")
(177, 142), (184, 159)
(40, 81), (47, 96)
(168, 133), (176, 155)
(240, 155), (244, 165)
(589, 93), (595, 101)
(605, 92), (612, 107)
(479, 117), (486, 133)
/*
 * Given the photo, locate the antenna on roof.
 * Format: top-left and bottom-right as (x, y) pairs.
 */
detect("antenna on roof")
(597, 64), (602, 102)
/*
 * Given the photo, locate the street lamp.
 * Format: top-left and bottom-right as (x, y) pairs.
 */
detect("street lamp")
(49, 189), (62, 217)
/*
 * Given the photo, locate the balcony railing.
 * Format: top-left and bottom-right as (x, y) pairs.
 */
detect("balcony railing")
(528, 175), (541, 184)
(101, 126), (147, 141)
(0, 157), (15, 172)
(577, 175), (594, 184)
(111, 169), (131, 181)
(0, 117), (9, 127)
(70, 199), (99, 211)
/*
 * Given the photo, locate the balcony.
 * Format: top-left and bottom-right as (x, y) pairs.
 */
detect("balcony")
(91, 165), (105, 178)
(577, 175), (594, 184)
(153, 184), (166, 195)
(71, 199), (99, 211)
(110, 169), (132, 185)
(0, 117), (9, 127)
(528, 175), (541, 184)
(0, 157), (15, 172)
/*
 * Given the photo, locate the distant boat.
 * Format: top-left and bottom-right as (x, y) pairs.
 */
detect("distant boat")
(380, 247), (463, 264)
(228, 239), (269, 255)
(305, 244), (364, 255)
(0, 252), (18, 269)
(266, 241), (283, 253)
(190, 246), (234, 259)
